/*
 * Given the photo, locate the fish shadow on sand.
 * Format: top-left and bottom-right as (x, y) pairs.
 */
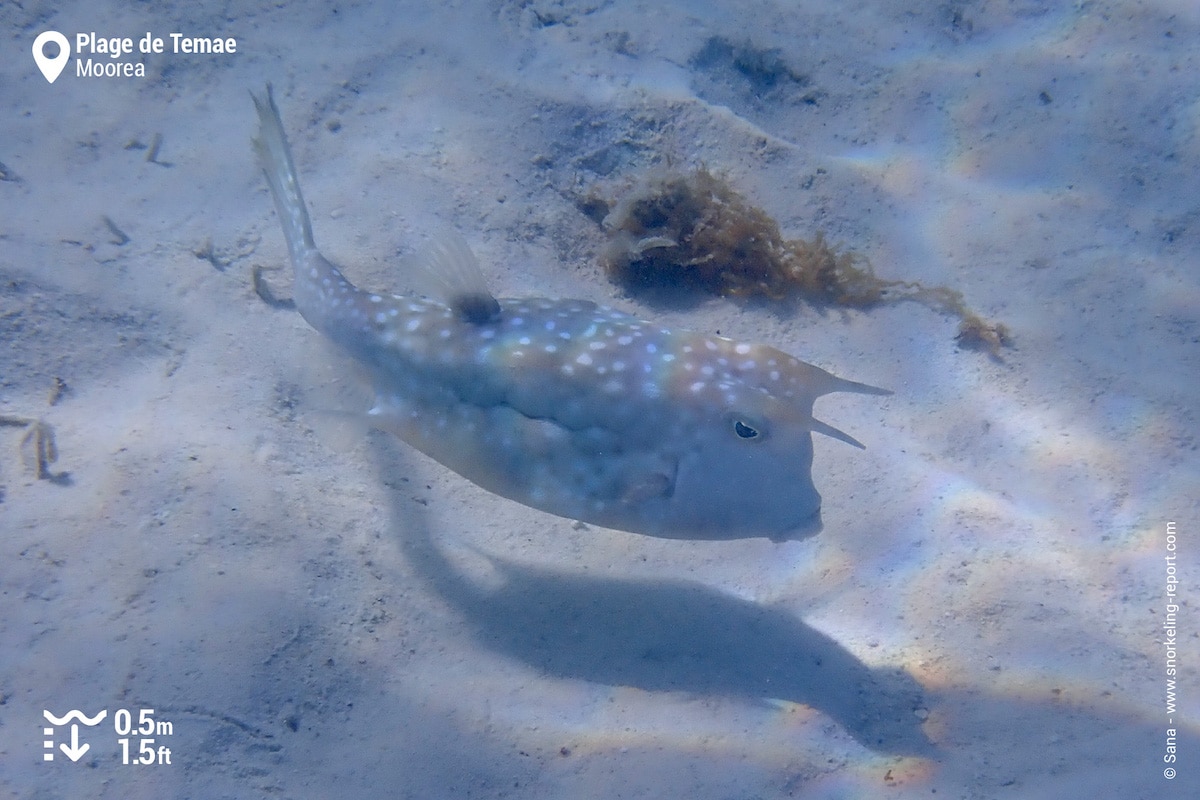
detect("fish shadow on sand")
(372, 438), (933, 757)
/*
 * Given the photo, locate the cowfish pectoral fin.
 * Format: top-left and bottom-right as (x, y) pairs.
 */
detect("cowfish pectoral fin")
(308, 407), (372, 453)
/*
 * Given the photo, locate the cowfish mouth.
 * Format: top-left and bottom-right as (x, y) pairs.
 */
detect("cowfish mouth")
(768, 507), (824, 543)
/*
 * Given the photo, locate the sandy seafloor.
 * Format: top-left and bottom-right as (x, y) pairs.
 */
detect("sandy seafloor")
(2, 1), (1198, 797)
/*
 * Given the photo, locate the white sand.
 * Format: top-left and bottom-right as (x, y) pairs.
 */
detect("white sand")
(2, 1), (1197, 797)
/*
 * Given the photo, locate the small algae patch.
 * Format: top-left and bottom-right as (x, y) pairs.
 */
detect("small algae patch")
(589, 168), (1011, 356)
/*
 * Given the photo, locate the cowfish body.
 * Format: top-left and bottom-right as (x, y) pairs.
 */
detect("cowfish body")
(252, 86), (889, 541)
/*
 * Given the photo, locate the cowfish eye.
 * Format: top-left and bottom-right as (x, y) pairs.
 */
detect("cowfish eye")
(732, 419), (759, 439)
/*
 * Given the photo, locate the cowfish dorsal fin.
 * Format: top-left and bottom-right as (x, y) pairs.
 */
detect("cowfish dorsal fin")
(405, 235), (501, 324)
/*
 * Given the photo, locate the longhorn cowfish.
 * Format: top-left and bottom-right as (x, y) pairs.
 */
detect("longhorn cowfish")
(251, 85), (889, 541)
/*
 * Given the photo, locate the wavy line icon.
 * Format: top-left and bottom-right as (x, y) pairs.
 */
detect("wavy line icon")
(43, 709), (108, 726)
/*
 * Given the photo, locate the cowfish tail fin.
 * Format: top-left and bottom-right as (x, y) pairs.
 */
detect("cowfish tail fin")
(251, 84), (317, 264)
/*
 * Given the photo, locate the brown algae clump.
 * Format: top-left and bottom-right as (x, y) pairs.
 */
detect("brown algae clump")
(595, 168), (1011, 355)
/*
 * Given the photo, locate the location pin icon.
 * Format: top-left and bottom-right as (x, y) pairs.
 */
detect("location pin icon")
(33, 31), (70, 84)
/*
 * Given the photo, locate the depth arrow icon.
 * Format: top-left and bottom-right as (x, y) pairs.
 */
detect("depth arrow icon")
(59, 724), (89, 762)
